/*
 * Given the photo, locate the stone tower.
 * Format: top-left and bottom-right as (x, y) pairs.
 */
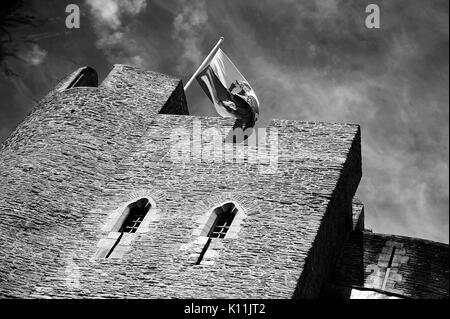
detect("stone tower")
(0, 65), (447, 299)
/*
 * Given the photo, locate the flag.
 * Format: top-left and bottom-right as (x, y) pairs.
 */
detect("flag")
(196, 48), (259, 128)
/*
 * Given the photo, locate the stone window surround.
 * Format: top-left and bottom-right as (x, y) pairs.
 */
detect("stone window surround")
(95, 196), (160, 259)
(179, 200), (247, 265)
(195, 200), (246, 240)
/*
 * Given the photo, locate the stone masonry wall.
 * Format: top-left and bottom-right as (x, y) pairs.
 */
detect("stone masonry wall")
(327, 231), (449, 299)
(0, 66), (361, 298)
(0, 65), (187, 297)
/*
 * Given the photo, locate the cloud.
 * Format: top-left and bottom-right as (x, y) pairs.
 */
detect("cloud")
(1, 0), (447, 244)
(86, 0), (121, 29)
(172, 0), (208, 73)
(86, 0), (146, 29)
(19, 44), (47, 66)
(85, 0), (147, 66)
(199, 0), (448, 242)
(85, 0), (209, 73)
(255, 61), (448, 242)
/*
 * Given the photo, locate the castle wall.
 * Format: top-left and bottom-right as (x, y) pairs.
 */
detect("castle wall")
(326, 231), (449, 299)
(79, 115), (361, 299)
(0, 67), (361, 298)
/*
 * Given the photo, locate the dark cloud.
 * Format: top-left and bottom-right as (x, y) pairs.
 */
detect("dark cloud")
(0, 0), (448, 243)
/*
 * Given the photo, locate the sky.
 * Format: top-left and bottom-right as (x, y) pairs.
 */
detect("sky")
(0, 0), (448, 243)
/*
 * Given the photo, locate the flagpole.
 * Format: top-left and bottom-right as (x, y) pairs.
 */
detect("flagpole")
(183, 36), (224, 91)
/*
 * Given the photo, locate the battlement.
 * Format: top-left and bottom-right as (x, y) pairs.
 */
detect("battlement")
(36, 64), (188, 116)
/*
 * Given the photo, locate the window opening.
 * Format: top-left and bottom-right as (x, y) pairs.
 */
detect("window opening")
(196, 202), (237, 264)
(105, 198), (151, 258)
(381, 245), (397, 290)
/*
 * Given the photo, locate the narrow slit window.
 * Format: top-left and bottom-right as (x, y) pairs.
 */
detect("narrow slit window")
(381, 245), (397, 290)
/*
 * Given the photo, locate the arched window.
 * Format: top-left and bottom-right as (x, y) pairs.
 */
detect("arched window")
(105, 198), (151, 258)
(208, 202), (237, 238)
(196, 202), (238, 264)
(118, 198), (151, 233)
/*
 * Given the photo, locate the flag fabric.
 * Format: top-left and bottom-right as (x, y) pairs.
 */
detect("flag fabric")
(196, 48), (259, 128)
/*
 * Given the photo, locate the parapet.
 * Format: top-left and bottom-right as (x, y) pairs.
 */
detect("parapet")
(323, 231), (449, 299)
(56, 66), (98, 90)
(36, 64), (188, 116)
(100, 64), (189, 115)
